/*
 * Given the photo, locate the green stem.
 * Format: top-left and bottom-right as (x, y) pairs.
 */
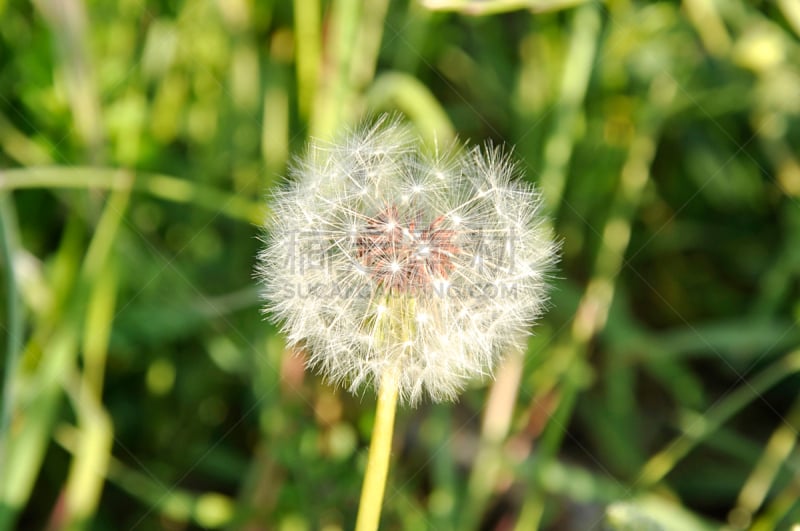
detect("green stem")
(293, 0), (321, 120)
(516, 72), (675, 531)
(638, 350), (800, 488)
(0, 192), (23, 530)
(311, 0), (360, 138)
(538, 2), (600, 216)
(0, 167), (264, 224)
(355, 371), (399, 531)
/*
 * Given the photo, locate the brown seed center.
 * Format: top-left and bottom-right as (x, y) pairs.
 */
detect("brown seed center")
(356, 205), (459, 291)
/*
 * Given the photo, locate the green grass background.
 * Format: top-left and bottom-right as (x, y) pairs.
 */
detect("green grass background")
(1, 0), (800, 529)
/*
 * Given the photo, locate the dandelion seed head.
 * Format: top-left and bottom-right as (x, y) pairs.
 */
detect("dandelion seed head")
(257, 115), (559, 405)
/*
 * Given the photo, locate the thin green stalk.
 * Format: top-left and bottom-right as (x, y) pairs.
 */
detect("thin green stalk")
(293, 0), (321, 120)
(261, 66), (290, 180)
(422, 0), (589, 16)
(461, 347), (524, 529)
(350, 0), (389, 93)
(750, 473), (800, 531)
(0, 328), (78, 531)
(53, 424), (235, 529)
(778, 0), (800, 37)
(33, 0), (104, 161)
(515, 360), (582, 530)
(62, 371), (113, 531)
(538, 3), (600, 215)
(0, 167), (265, 224)
(0, 192), (24, 530)
(59, 187), (128, 530)
(516, 77), (675, 530)
(0, 194), (22, 439)
(311, 0), (361, 138)
(367, 72), (455, 145)
(355, 371), (399, 531)
(730, 394), (800, 528)
(57, 183), (130, 531)
(0, 177), (131, 529)
(638, 350), (800, 488)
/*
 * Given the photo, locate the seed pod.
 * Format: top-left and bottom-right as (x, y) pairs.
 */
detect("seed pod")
(257, 116), (558, 405)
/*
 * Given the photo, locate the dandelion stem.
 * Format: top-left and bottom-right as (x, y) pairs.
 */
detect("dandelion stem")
(355, 370), (399, 531)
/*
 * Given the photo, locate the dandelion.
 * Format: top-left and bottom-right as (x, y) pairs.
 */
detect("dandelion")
(256, 115), (558, 530)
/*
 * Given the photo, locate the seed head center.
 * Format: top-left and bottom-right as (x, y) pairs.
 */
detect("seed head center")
(356, 205), (460, 290)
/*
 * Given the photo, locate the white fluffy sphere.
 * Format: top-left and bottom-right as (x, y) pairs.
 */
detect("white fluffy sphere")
(257, 117), (558, 405)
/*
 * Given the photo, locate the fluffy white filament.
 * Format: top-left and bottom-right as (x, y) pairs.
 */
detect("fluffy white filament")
(257, 116), (558, 405)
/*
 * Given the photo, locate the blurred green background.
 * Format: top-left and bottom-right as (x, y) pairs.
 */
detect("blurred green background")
(1, 0), (800, 529)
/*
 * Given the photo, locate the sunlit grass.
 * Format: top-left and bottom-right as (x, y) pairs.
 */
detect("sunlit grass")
(1, 0), (799, 529)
